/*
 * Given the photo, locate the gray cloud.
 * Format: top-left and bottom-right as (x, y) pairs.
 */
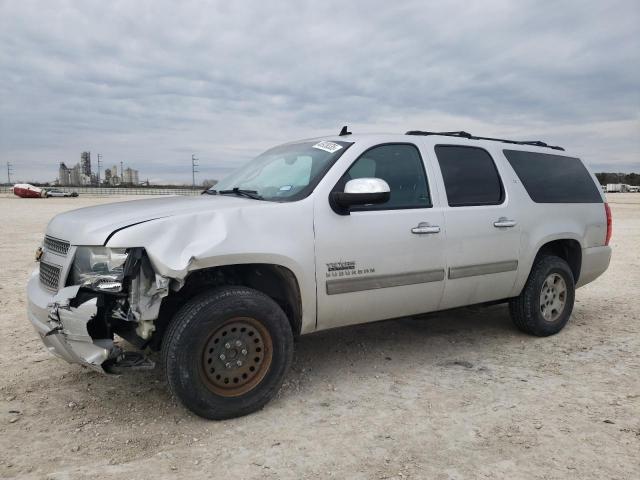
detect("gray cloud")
(1, 0), (638, 183)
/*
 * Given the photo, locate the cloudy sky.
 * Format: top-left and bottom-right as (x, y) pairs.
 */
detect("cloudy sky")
(1, 0), (638, 184)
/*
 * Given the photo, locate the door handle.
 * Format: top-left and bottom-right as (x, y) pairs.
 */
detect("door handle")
(411, 222), (441, 234)
(494, 217), (517, 228)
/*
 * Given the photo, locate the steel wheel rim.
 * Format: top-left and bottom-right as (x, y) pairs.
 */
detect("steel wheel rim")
(539, 273), (567, 322)
(200, 317), (273, 397)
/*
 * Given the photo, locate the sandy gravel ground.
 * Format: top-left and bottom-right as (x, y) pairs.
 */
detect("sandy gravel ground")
(0, 193), (638, 480)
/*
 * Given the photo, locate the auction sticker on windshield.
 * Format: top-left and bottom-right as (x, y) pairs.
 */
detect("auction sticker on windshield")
(312, 141), (343, 153)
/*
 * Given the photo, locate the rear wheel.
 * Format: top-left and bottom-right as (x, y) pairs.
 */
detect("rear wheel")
(509, 255), (575, 336)
(162, 286), (294, 419)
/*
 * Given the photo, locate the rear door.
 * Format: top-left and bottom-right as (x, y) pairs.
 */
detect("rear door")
(431, 144), (522, 308)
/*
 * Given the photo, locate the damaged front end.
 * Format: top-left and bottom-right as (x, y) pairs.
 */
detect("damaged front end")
(28, 246), (171, 373)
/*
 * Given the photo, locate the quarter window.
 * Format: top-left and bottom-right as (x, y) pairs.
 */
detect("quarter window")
(338, 144), (431, 210)
(503, 150), (602, 203)
(435, 146), (504, 207)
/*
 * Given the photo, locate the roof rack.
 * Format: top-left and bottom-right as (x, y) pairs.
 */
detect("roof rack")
(405, 130), (564, 151)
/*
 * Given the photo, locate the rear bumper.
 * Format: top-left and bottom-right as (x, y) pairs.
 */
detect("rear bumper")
(576, 245), (612, 288)
(27, 271), (112, 372)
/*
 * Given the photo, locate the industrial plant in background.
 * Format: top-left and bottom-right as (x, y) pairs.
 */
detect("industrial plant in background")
(58, 152), (140, 186)
(103, 164), (139, 186)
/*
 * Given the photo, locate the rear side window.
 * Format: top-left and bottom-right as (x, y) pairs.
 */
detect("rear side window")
(503, 150), (602, 203)
(435, 146), (504, 207)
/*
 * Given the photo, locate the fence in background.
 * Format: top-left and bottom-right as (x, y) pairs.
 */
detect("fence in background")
(0, 186), (202, 196)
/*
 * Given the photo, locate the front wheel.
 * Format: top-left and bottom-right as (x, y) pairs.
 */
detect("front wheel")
(162, 286), (294, 419)
(509, 255), (575, 336)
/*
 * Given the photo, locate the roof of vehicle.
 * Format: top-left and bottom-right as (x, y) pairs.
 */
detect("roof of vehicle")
(295, 128), (572, 156)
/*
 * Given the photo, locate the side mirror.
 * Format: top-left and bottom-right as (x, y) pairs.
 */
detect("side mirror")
(330, 177), (390, 214)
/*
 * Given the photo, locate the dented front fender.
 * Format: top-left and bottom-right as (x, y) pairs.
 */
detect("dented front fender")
(103, 200), (318, 333)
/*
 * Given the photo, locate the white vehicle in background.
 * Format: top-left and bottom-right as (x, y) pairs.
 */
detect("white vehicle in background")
(606, 183), (629, 193)
(44, 189), (79, 198)
(27, 128), (612, 419)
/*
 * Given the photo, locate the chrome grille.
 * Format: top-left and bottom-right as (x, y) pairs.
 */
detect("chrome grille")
(39, 262), (61, 291)
(44, 236), (70, 256)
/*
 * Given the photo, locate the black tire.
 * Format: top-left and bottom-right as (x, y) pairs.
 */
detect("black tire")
(161, 286), (294, 420)
(509, 255), (575, 336)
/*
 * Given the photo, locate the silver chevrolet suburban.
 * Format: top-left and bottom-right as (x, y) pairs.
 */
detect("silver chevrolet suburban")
(27, 129), (612, 419)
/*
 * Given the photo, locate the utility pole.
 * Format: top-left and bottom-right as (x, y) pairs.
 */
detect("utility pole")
(97, 154), (102, 185)
(191, 154), (199, 189)
(7, 161), (13, 184)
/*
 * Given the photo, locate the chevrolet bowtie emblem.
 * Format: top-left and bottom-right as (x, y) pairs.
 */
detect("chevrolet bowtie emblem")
(35, 246), (43, 262)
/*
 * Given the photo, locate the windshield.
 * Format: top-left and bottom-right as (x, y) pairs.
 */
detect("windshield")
(211, 140), (352, 201)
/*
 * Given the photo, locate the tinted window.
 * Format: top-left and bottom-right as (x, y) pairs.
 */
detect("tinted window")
(338, 144), (430, 209)
(435, 146), (504, 206)
(503, 150), (602, 203)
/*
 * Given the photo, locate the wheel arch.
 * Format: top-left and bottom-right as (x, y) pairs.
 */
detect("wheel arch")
(512, 235), (583, 297)
(151, 263), (303, 350)
(533, 238), (582, 283)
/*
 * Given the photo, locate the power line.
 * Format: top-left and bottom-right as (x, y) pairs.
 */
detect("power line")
(7, 161), (13, 184)
(191, 154), (199, 189)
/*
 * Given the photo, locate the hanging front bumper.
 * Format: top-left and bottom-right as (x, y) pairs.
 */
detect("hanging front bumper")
(26, 271), (114, 372)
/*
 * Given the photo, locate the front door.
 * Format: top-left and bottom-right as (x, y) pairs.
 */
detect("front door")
(314, 143), (447, 330)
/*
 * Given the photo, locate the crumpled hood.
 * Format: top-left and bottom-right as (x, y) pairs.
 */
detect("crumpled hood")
(46, 195), (260, 245)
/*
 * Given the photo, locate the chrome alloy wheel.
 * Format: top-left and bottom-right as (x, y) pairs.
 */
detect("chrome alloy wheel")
(539, 273), (567, 322)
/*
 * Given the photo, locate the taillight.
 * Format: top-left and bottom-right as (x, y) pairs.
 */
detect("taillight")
(604, 202), (612, 246)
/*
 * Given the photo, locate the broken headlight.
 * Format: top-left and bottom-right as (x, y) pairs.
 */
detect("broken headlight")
(69, 247), (129, 292)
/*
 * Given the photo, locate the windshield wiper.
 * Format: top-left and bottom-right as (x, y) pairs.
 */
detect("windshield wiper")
(216, 187), (263, 200)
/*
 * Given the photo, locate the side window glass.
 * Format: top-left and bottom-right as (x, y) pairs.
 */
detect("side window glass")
(503, 150), (601, 203)
(435, 146), (504, 206)
(339, 144), (431, 210)
(348, 157), (376, 178)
